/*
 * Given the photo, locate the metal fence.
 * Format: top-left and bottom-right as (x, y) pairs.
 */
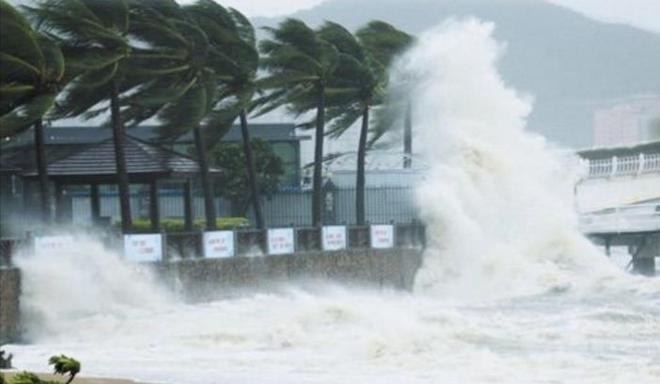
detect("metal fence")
(67, 186), (418, 228)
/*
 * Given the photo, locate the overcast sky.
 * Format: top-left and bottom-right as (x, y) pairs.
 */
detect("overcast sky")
(209, 0), (660, 34)
(546, 0), (660, 34)
(10, 0), (660, 33)
(180, 0), (326, 17)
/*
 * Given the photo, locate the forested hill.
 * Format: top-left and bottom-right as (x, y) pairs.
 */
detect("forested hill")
(254, 0), (660, 147)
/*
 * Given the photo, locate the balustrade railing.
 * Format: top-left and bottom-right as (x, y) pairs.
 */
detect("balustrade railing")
(588, 158), (613, 177)
(586, 152), (660, 178)
(645, 153), (660, 172)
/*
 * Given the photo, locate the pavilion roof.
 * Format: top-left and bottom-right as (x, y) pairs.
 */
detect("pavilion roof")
(2, 135), (219, 183)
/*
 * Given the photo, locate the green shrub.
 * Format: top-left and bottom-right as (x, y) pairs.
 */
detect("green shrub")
(9, 372), (43, 384)
(8, 355), (80, 384)
(115, 217), (250, 232)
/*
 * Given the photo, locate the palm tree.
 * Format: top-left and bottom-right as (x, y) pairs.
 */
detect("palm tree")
(314, 21), (377, 225)
(316, 21), (412, 225)
(120, 0), (221, 230)
(122, 0), (264, 230)
(257, 18), (339, 227)
(356, 21), (413, 168)
(184, 0), (265, 229)
(0, 0), (66, 222)
(25, 0), (189, 232)
(123, 0), (266, 230)
(48, 355), (80, 384)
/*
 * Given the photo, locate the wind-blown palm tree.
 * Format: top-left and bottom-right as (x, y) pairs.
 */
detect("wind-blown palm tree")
(120, 0), (222, 230)
(359, 22), (414, 167)
(257, 19), (339, 226)
(49, 355), (80, 384)
(124, 0), (266, 230)
(25, 0), (190, 232)
(317, 21), (412, 225)
(0, 0), (66, 221)
(122, 0), (264, 230)
(185, 0), (266, 229)
(314, 21), (377, 225)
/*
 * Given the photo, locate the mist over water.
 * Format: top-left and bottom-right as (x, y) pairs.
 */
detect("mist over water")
(7, 20), (660, 384)
(14, 235), (171, 341)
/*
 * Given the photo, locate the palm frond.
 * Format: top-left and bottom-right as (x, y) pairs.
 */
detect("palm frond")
(228, 7), (255, 47)
(38, 35), (65, 82)
(0, 52), (40, 82)
(0, 14), (44, 80)
(326, 104), (363, 138)
(0, 93), (55, 138)
(317, 21), (364, 62)
(157, 80), (209, 137)
(356, 20), (413, 68)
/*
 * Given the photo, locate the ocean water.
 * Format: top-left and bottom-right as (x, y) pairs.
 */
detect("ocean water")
(6, 20), (660, 384)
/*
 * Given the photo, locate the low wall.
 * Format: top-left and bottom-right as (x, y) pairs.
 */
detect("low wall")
(0, 268), (20, 344)
(0, 248), (423, 342)
(152, 248), (423, 300)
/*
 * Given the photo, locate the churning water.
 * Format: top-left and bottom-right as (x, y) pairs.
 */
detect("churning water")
(6, 20), (660, 384)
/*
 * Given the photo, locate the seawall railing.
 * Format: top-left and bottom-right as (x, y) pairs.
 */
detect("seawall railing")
(0, 222), (426, 267)
(586, 153), (660, 178)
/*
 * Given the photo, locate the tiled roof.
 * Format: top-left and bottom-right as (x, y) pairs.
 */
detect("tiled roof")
(4, 135), (216, 178)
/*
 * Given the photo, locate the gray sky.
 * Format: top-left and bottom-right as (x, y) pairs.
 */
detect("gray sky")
(547, 0), (660, 34)
(211, 0), (660, 34)
(11, 0), (660, 33)
(180, 0), (325, 17)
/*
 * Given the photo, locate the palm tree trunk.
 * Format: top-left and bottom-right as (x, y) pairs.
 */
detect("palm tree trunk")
(193, 125), (216, 230)
(110, 80), (132, 232)
(312, 83), (326, 227)
(403, 100), (412, 168)
(239, 110), (264, 229)
(356, 106), (369, 225)
(34, 119), (50, 222)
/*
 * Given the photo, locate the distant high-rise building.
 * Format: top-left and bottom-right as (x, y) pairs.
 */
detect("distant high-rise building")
(593, 95), (660, 146)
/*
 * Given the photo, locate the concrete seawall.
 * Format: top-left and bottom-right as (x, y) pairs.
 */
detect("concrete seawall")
(0, 248), (423, 343)
(152, 248), (423, 300)
(0, 267), (20, 344)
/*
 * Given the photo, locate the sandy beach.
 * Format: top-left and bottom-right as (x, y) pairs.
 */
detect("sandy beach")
(1, 371), (144, 384)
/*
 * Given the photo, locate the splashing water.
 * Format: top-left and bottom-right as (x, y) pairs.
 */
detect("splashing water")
(6, 20), (660, 384)
(406, 19), (624, 299)
(14, 234), (171, 341)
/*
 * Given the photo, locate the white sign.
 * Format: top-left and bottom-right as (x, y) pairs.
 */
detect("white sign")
(203, 231), (235, 258)
(267, 228), (295, 255)
(33, 235), (75, 257)
(322, 226), (347, 251)
(370, 225), (394, 249)
(124, 234), (163, 262)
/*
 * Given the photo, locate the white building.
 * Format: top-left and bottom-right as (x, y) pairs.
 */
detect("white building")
(593, 95), (660, 146)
